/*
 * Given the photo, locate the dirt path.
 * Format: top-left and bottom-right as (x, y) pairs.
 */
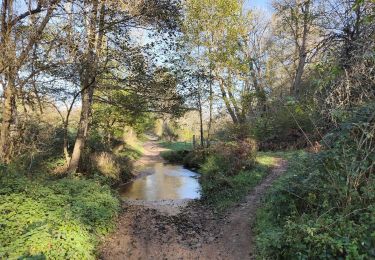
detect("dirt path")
(100, 141), (287, 260)
(133, 135), (167, 169)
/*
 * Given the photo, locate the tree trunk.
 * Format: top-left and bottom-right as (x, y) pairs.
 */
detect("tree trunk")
(67, 84), (94, 172)
(67, 0), (104, 172)
(226, 78), (243, 123)
(207, 46), (213, 146)
(218, 77), (238, 124)
(291, 0), (310, 96)
(198, 91), (204, 147)
(207, 67), (213, 146)
(0, 74), (15, 163)
(249, 59), (266, 114)
(291, 50), (307, 96)
(0, 0), (59, 163)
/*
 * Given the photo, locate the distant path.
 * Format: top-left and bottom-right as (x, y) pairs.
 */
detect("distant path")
(100, 140), (288, 259)
(133, 134), (167, 170)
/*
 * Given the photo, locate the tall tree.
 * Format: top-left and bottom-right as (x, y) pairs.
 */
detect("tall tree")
(272, 0), (319, 96)
(0, 0), (61, 163)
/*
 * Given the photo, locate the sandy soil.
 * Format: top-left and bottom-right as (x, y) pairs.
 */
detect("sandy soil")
(100, 139), (287, 260)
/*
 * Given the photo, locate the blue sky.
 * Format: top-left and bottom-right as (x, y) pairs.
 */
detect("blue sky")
(244, 0), (273, 12)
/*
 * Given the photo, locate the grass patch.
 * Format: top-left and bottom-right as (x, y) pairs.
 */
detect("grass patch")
(201, 153), (280, 212)
(159, 141), (193, 152)
(117, 144), (143, 161)
(0, 173), (120, 259)
(258, 150), (305, 161)
(159, 141), (193, 164)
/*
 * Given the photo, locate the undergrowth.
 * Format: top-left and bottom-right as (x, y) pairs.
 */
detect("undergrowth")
(0, 172), (120, 259)
(201, 154), (279, 212)
(161, 139), (281, 212)
(255, 103), (375, 259)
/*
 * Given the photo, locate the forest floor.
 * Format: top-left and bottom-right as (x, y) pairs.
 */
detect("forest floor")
(99, 139), (287, 260)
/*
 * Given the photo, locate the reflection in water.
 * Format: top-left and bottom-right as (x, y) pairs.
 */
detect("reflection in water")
(120, 163), (201, 200)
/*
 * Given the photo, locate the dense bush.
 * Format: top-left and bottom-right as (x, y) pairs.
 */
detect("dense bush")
(207, 138), (257, 176)
(0, 173), (120, 259)
(182, 148), (208, 169)
(160, 150), (189, 164)
(252, 100), (317, 150)
(198, 138), (260, 209)
(215, 122), (254, 141)
(256, 103), (375, 259)
(161, 147), (207, 169)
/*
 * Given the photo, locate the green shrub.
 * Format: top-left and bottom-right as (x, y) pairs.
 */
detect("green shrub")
(0, 173), (120, 259)
(198, 138), (262, 210)
(253, 99), (316, 150)
(182, 148), (208, 169)
(255, 103), (375, 259)
(160, 150), (189, 164)
(208, 138), (257, 176)
(215, 122), (254, 141)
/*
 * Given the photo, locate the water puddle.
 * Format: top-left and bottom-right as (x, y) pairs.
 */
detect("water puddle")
(120, 162), (201, 201)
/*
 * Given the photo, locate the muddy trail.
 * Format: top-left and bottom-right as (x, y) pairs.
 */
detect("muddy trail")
(100, 139), (287, 259)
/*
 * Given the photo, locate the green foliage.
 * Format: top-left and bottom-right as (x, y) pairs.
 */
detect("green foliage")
(0, 173), (120, 259)
(160, 142), (207, 169)
(201, 154), (278, 211)
(215, 122), (254, 141)
(160, 150), (189, 164)
(252, 100), (316, 150)
(116, 146), (143, 161)
(207, 139), (257, 176)
(161, 139), (268, 211)
(182, 148), (208, 169)
(255, 104), (375, 258)
(159, 141), (193, 164)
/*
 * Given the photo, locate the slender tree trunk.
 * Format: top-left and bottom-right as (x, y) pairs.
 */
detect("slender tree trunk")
(218, 77), (238, 124)
(291, 0), (310, 96)
(0, 73), (15, 162)
(292, 50), (307, 96)
(63, 123), (70, 163)
(0, 4), (16, 162)
(198, 91), (204, 147)
(0, 0), (59, 163)
(67, 0), (104, 172)
(207, 64), (213, 147)
(226, 72), (243, 123)
(67, 83), (94, 172)
(227, 83), (243, 123)
(196, 45), (204, 147)
(250, 61), (267, 114)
